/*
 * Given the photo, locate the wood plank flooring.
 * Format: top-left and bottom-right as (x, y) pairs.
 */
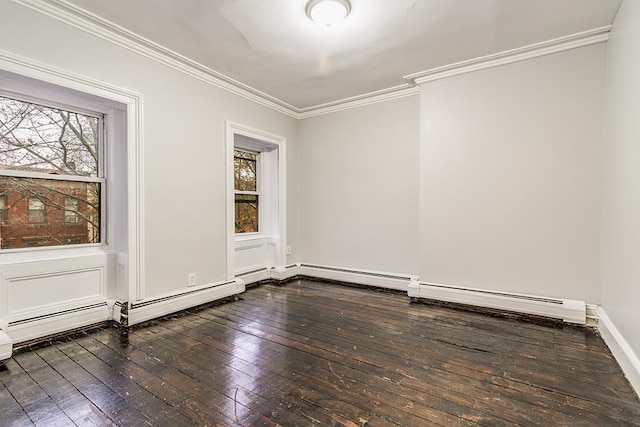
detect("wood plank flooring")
(1, 279), (639, 426)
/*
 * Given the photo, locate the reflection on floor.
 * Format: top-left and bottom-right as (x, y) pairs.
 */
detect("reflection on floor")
(1, 280), (639, 426)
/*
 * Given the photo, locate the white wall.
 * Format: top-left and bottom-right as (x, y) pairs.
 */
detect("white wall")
(601, 0), (640, 362)
(0, 2), (298, 303)
(419, 44), (607, 303)
(298, 96), (420, 276)
(0, 0), (628, 352)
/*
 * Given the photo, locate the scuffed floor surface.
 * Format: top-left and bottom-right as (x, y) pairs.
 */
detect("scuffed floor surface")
(1, 280), (639, 426)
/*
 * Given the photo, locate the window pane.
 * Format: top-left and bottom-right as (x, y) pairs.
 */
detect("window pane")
(234, 150), (257, 192)
(0, 96), (99, 177)
(64, 197), (79, 223)
(28, 197), (46, 223)
(235, 194), (258, 233)
(0, 176), (100, 249)
(0, 194), (7, 223)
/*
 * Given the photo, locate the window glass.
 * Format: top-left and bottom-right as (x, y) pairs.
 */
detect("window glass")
(235, 194), (258, 233)
(64, 196), (79, 223)
(0, 96), (99, 177)
(28, 197), (46, 222)
(233, 149), (259, 233)
(0, 95), (102, 249)
(0, 194), (7, 223)
(234, 150), (257, 192)
(0, 178), (100, 247)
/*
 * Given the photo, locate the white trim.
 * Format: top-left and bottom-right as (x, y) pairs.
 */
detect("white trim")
(110, 300), (124, 324)
(0, 328), (12, 360)
(585, 303), (599, 327)
(226, 121), (286, 282)
(126, 90), (145, 302)
(235, 264), (300, 287)
(235, 263), (418, 290)
(6, 1), (611, 118)
(235, 237), (268, 252)
(271, 264), (300, 282)
(0, 49), (144, 309)
(409, 282), (586, 325)
(299, 263), (415, 291)
(408, 26), (611, 85)
(12, 0), (299, 119)
(597, 308), (640, 397)
(0, 253), (110, 347)
(0, 169), (104, 183)
(7, 302), (108, 344)
(297, 85), (420, 119)
(235, 267), (270, 286)
(127, 279), (244, 326)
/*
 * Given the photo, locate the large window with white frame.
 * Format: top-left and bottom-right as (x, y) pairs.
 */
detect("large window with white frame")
(0, 94), (104, 250)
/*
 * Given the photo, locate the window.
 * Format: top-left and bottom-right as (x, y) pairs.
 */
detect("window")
(28, 197), (46, 223)
(0, 194), (7, 223)
(227, 122), (286, 280)
(64, 196), (79, 223)
(0, 95), (103, 249)
(234, 149), (259, 233)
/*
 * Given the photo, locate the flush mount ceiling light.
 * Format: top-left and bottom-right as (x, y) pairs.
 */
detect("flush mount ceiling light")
(306, 0), (351, 28)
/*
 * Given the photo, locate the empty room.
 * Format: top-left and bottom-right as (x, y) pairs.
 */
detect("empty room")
(1, 0), (639, 425)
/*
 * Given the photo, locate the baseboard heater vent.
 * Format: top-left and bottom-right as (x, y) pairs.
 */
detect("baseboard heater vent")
(409, 282), (585, 325)
(236, 268), (269, 278)
(299, 264), (414, 291)
(127, 279), (242, 326)
(7, 302), (108, 327)
(131, 280), (236, 309)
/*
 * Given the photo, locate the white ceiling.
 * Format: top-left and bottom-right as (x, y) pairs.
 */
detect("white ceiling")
(64, 0), (621, 111)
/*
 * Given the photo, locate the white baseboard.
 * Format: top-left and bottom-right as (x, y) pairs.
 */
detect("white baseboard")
(597, 307), (640, 396)
(235, 264), (300, 287)
(127, 279), (244, 326)
(271, 264), (300, 281)
(585, 303), (599, 327)
(299, 263), (415, 291)
(0, 329), (12, 360)
(7, 300), (109, 344)
(235, 267), (271, 286)
(409, 282), (586, 325)
(109, 300), (126, 324)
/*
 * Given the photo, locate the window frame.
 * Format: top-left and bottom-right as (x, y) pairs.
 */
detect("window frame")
(0, 89), (108, 253)
(226, 121), (287, 282)
(233, 149), (261, 235)
(0, 53), (144, 302)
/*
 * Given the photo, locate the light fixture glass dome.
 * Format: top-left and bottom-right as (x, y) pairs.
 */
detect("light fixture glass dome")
(306, 0), (351, 28)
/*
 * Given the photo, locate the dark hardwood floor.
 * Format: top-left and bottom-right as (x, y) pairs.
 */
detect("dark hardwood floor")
(1, 279), (639, 426)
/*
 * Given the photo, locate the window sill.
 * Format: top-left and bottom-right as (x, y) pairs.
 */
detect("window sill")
(235, 233), (266, 242)
(0, 243), (115, 265)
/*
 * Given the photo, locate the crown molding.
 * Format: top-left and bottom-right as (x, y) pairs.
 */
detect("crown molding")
(11, 0), (301, 118)
(9, 0), (612, 118)
(297, 84), (420, 119)
(405, 26), (611, 85)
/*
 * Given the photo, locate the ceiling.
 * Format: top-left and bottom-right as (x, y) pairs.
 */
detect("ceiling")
(63, 0), (621, 111)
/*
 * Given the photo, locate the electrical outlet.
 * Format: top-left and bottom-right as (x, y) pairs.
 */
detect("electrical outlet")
(286, 246), (292, 255)
(188, 272), (197, 287)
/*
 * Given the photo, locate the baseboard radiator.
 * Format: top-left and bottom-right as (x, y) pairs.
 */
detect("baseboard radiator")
(409, 282), (586, 325)
(298, 264), (414, 291)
